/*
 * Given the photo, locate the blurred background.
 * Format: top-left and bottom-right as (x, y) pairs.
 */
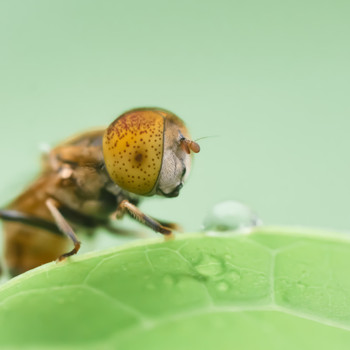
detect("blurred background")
(1, 0), (350, 251)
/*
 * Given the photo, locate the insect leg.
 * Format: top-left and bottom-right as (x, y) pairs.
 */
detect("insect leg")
(150, 218), (182, 232)
(118, 200), (173, 237)
(0, 209), (63, 236)
(45, 198), (81, 261)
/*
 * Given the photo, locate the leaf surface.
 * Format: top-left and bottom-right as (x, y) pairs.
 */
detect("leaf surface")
(1, 227), (350, 349)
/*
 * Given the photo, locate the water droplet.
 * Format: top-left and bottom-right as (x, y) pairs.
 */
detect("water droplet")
(194, 255), (224, 277)
(253, 274), (267, 288)
(216, 281), (230, 292)
(227, 270), (241, 283)
(202, 200), (262, 232)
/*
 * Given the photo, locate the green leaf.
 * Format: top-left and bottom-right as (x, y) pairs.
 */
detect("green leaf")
(1, 227), (350, 349)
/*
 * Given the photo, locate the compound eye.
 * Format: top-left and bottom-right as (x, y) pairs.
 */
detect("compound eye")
(103, 109), (164, 195)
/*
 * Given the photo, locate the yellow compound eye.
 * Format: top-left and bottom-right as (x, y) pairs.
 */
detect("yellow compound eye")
(103, 109), (164, 195)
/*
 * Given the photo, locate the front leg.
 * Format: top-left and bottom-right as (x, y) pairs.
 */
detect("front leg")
(117, 200), (174, 239)
(46, 198), (81, 261)
(150, 219), (182, 232)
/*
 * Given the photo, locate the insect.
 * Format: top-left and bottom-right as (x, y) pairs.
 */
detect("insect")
(0, 107), (200, 276)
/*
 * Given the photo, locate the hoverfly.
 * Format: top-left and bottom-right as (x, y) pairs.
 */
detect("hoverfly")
(0, 108), (200, 276)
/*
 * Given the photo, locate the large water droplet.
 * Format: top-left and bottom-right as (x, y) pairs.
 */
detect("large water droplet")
(202, 200), (262, 232)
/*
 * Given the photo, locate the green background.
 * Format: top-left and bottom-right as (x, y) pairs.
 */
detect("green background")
(1, 0), (350, 241)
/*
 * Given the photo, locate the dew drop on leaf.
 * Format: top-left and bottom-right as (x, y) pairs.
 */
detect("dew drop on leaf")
(194, 254), (225, 277)
(202, 200), (262, 233)
(216, 281), (230, 292)
(227, 270), (241, 283)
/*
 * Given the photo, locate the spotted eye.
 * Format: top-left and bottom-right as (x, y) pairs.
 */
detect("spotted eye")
(103, 109), (165, 195)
